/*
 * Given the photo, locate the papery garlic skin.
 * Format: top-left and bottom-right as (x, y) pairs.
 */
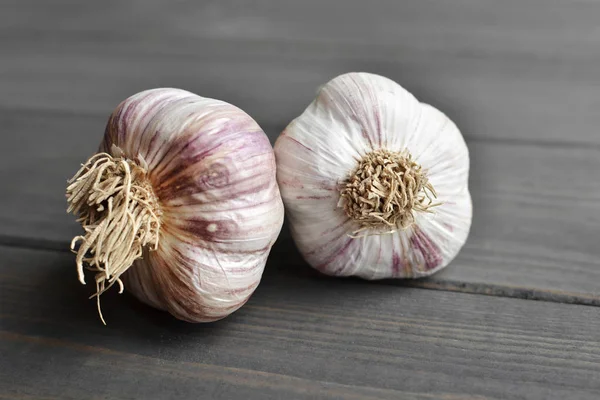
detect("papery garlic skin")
(274, 73), (471, 279)
(97, 88), (283, 322)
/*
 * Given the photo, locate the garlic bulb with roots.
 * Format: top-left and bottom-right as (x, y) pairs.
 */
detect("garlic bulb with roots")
(274, 72), (471, 279)
(66, 88), (284, 323)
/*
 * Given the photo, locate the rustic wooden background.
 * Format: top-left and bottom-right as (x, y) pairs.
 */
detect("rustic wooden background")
(1, 1), (600, 399)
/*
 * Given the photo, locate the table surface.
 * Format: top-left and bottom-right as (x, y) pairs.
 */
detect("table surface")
(2, 1), (600, 399)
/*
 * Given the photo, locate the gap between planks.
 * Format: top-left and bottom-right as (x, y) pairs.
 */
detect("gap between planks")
(1, 237), (597, 309)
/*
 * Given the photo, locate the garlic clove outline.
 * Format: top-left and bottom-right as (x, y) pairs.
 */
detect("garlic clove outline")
(67, 88), (284, 323)
(274, 72), (472, 279)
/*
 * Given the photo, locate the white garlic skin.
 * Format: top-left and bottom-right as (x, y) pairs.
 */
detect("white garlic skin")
(274, 72), (472, 279)
(100, 88), (284, 322)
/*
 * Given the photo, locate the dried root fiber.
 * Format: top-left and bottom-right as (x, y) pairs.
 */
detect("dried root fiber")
(66, 150), (161, 324)
(339, 149), (439, 236)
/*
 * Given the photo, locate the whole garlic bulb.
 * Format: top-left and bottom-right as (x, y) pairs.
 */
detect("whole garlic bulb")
(274, 72), (471, 279)
(66, 88), (284, 323)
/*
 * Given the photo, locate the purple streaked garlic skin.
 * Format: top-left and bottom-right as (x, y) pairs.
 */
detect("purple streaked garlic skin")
(95, 88), (284, 322)
(274, 73), (472, 280)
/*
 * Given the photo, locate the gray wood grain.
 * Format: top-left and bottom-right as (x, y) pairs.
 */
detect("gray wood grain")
(2, 1), (599, 399)
(1, 245), (600, 400)
(2, 0), (599, 303)
(2, 108), (599, 302)
(1, 0), (599, 145)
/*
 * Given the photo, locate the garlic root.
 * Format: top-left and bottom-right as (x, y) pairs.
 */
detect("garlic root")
(339, 149), (440, 236)
(66, 150), (162, 324)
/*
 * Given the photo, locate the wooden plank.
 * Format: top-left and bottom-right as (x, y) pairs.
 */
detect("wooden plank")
(2, 108), (599, 301)
(0, 109), (101, 248)
(1, 245), (600, 400)
(434, 142), (600, 302)
(1, 0), (599, 145)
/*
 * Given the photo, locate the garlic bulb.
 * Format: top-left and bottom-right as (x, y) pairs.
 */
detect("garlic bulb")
(274, 73), (471, 279)
(66, 88), (284, 323)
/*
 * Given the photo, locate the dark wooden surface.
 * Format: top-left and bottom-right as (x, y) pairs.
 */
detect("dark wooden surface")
(1, 1), (600, 399)
(2, 246), (600, 400)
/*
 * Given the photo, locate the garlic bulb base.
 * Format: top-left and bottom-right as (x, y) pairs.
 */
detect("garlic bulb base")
(66, 149), (162, 324)
(339, 148), (439, 236)
(275, 72), (471, 279)
(65, 88), (285, 323)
